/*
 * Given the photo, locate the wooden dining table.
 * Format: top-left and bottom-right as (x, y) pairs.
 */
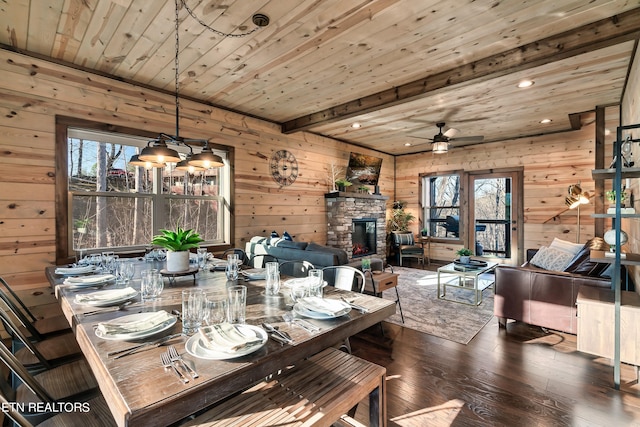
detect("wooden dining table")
(45, 260), (395, 427)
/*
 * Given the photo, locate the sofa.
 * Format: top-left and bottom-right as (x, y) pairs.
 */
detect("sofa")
(493, 238), (612, 334)
(245, 236), (385, 272)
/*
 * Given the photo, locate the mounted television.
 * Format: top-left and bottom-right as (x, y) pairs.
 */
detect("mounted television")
(346, 152), (383, 186)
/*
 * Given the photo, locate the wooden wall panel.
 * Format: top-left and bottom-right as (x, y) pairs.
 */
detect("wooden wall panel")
(0, 49), (393, 288)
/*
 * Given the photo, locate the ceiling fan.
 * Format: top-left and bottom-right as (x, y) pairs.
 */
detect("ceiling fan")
(409, 122), (484, 153)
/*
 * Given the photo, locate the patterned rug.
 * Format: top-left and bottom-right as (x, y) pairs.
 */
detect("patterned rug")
(380, 266), (495, 345)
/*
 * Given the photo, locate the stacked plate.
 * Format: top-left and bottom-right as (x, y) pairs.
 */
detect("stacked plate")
(95, 310), (176, 341)
(282, 277), (328, 288)
(75, 287), (138, 307)
(240, 268), (266, 280)
(62, 274), (116, 289)
(293, 297), (351, 319)
(186, 324), (267, 360)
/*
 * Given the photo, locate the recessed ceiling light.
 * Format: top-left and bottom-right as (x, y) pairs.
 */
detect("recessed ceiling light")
(404, 142), (412, 146)
(540, 119), (552, 124)
(351, 122), (361, 129)
(517, 80), (534, 88)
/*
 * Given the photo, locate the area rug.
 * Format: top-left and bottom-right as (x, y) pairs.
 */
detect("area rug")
(380, 266), (495, 344)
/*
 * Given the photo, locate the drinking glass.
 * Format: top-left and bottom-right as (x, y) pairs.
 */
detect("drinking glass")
(197, 248), (208, 270)
(204, 292), (228, 325)
(141, 269), (163, 301)
(307, 269), (324, 298)
(290, 282), (307, 303)
(182, 289), (206, 335)
(101, 251), (114, 270)
(225, 254), (239, 281)
(227, 285), (247, 324)
(121, 261), (135, 284)
(265, 262), (280, 296)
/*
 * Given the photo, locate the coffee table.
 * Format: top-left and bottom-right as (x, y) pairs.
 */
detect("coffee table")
(437, 261), (497, 306)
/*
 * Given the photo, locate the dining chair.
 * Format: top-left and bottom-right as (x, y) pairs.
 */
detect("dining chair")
(222, 248), (249, 265)
(320, 266), (367, 353)
(0, 340), (112, 426)
(247, 254), (278, 268)
(0, 277), (70, 342)
(0, 306), (81, 373)
(321, 265), (366, 293)
(278, 260), (315, 278)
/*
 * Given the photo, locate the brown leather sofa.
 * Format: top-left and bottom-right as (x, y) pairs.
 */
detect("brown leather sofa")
(494, 241), (611, 334)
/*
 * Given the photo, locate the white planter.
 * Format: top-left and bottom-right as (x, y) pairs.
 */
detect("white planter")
(166, 250), (189, 272)
(459, 255), (471, 264)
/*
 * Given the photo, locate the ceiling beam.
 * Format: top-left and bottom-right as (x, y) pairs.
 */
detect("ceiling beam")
(282, 8), (640, 134)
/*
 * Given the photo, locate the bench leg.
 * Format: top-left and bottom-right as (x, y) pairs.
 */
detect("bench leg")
(369, 374), (386, 427)
(498, 317), (507, 328)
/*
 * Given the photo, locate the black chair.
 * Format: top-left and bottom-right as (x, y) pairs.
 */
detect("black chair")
(440, 215), (460, 237)
(222, 248), (249, 265)
(278, 260), (314, 278)
(391, 232), (425, 268)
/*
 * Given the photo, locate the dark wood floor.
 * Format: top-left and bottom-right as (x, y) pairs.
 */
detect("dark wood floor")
(350, 268), (640, 427)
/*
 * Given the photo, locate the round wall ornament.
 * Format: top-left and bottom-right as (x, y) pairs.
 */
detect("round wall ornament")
(270, 150), (298, 186)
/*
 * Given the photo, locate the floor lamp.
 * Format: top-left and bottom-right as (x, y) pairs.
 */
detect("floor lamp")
(566, 184), (590, 243)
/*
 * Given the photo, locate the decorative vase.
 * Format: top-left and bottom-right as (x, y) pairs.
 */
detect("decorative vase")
(166, 250), (190, 272)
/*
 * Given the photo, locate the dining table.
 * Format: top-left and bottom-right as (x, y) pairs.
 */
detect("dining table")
(45, 258), (396, 427)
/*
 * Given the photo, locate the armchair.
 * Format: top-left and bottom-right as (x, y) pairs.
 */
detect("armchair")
(391, 232), (425, 268)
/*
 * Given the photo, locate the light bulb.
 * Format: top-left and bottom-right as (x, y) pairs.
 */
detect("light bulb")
(157, 155), (165, 163)
(203, 160), (211, 169)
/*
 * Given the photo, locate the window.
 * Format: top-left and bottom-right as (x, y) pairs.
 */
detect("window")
(56, 118), (232, 261)
(421, 173), (462, 239)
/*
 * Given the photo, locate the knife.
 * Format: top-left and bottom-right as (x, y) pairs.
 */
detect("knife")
(107, 333), (182, 358)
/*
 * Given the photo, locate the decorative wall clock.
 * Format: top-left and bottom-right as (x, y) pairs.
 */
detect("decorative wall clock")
(270, 150), (298, 186)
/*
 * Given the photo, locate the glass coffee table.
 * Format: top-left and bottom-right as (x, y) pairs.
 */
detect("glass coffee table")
(437, 260), (497, 306)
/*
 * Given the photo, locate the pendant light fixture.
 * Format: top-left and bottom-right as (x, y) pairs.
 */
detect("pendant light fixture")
(131, 0), (269, 169)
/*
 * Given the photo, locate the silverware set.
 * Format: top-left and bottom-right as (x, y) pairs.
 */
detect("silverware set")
(340, 297), (369, 313)
(282, 313), (320, 333)
(262, 322), (293, 344)
(107, 333), (182, 359)
(161, 345), (198, 383)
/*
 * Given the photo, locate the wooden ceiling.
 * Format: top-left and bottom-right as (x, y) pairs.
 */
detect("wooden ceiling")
(1, 0), (639, 155)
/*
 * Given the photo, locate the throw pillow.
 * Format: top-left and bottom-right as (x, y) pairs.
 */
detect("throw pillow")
(530, 246), (575, 271)
(282, 231), (293, 241)
(270, 230), (279, 238)
(549, 238), (584, 256)
(393, 233), (414, 245)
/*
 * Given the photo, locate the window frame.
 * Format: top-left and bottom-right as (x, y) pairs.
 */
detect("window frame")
(55, 116), (234, 264)
(419, 170), (465, 244)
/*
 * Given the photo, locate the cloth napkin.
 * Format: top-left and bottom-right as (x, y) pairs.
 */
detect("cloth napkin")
(55, 265), (95, 275)
(199, 324), (262, 353)
(97, 310), (173, 336)
(297, 297), (350, 316)
(63, 274), (116, 285)
(75, 287), (137, 304)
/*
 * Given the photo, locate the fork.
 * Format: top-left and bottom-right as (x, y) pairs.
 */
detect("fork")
(160, 352), (189, 384)
(168, 345), (198, 379)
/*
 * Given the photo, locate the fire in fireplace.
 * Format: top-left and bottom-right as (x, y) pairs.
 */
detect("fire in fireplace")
(352, 218), (377, 258)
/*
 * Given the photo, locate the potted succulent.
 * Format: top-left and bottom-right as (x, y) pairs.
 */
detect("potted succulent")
(335, 178), (353, 192)
(456, 248), (473, 264)
(74, 218), (90, 234)
(151, 226), (203, 272)
(357, 185), (369, 194)
(420, 227), (429, 237)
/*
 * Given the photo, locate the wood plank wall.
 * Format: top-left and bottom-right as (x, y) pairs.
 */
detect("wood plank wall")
(394, 106), (621, 263)
(0, 49), (394, 288)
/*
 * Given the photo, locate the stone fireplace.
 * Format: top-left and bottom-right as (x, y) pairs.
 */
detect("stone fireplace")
(325, 192), (388, 259)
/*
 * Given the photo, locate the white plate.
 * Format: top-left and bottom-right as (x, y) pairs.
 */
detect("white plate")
(241, 268), (266, 280)
(282, 277), (328, 288)
(185, 324), (267, 360)
(293, 300), (351, 319)
(75, 291), (138, 307)
(95, 314), (177, 341)
(55, 266), (96, 276)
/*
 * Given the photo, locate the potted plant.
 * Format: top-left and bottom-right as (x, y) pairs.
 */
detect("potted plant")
(456, 248), (473, 264)
(335, 178), (352, 192)
(420, 227), (429, 237)
(357, 185), (369, 194)
(387, 201), (415, 232)
(151, 226), (204, 272)
(74, 218), (89, 234)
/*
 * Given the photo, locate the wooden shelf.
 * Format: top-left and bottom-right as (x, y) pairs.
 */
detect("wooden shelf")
(591, 167), (640, 179)
(590, 250), (640, 266)
(592, 213), (640, 218)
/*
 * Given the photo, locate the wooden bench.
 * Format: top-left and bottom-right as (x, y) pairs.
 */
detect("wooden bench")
(182, 347), (386, 427)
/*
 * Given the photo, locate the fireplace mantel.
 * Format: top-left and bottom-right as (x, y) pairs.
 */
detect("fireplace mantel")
(325, 193), (389, 259)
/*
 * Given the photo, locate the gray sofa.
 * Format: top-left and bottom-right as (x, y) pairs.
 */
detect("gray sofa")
(245, 237), (348, 269)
